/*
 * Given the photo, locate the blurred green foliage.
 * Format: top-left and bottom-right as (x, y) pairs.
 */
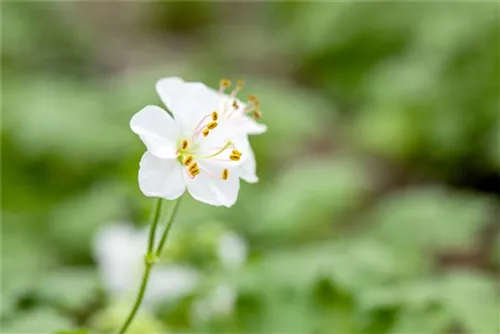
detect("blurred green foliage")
(2, 2), (499, 333)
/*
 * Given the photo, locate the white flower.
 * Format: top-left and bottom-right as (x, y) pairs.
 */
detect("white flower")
(156, 77), (267, 183)
(217, 231), (248, 270)
(93, 224), (200, 306)
(131, 78), (265, 207)
(192, 284), (236, 322)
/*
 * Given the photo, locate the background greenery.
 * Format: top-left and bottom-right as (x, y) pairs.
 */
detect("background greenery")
(2, 2), (499, 333)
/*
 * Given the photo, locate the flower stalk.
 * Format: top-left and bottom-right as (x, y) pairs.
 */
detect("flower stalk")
(118, 197), (182, 334)
(156, 196), (183, 257)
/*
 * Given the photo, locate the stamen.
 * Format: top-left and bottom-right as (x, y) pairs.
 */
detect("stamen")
(202, 129), (210, 137)
(236, 79), (245, 89)
(181, 140), (189, 150)
(232, 100), (239, 109)
(193, 114), (210, 133)
(203, 141), (232, 159)
(253, 110), (262, 119)
(221, 168), (229, 180)
(207, 121), (218, 130)
(188, 162), (199, 172)
(190, 168), (200, 177)
(211, 111), (218, 121)
(229, 154), (241, 161)
(232, 149), (242, 157)
(183, 155), (193, 166)
(220, 79), (231, 90)
(248, 95), (260, 106)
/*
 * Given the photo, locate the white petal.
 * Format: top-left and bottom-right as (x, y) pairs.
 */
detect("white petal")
(202, 134), (257, 182)
(156, 78), (219, 134)
(212, 170), (239, 207)
(238, 146), (259, 183)
(217, 232), (248, 270)
(241, 116), (268, 135)
(156, 77), (185, 111)
(93, 224), (147, 297)
(93, 224), (200, 306)
(138, 152), (186, 200)
(219, 98), (267, 136)
(230, 115), (268, 135)
(184, 171), (222, 206)
(146, 265), (200, 305)
(130, 105), (178, 159)
(184, 161), (240, 207)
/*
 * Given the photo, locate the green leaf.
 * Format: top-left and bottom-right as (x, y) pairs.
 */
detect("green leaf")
(38, 268), (100, 310)
(258, 156), (372, 240)
(1, 307), (73, 333)
(48, 182), (131, 261)
(441, 271), (499, 334)
(2, 213), (53, 294)
(389, 306), (451, 334)
(2, 78), (134, 163)
(239, 240), (398, 296)
(368, 186), (494, 258)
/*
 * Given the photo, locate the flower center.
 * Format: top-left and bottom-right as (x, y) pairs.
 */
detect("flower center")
(177, 138), (242, 180)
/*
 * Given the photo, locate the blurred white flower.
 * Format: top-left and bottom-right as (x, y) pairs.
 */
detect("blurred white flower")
(93, 224), (200, 306)
(217, 231), (248, 270)
(192, 231), (248, 323)
(192, 284), (236, 323)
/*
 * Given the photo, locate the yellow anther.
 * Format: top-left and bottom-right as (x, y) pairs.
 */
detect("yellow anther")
(202, 129), (210, 137)
(253, 110), (262, 119)
(211, 111), (218, 121)
(220, 79), (231, 88)
(190, 168), (200, 177)
(229, 154), (241, 161)
(232, 100), (239, 109)
(207, 121), (218, 130)
(236, 79), (245, 89)
(249, 95), (260, 106)
(183, 155), (194, 166)
(232, 149), (242, 157)
(181, 140), (189, 150)
(221, 168), (229, 180)
(188, 162), (198, 172)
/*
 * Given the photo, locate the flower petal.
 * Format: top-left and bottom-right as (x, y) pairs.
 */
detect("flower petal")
(230, 135), (258, 183)
(238, 147), (259, 183)
(156, 77), (185, 111)
(130, 105), (178, 159)
(184, 172), (222, 207)
(184, 161), (240, 207)
(226, 114), (268, 136)
(138, 152), (186, 200)
(156, 78), (219, 134)
(238, 115), (268, 135)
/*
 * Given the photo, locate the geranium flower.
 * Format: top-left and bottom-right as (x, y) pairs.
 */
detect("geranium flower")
(156, 77), (266, 183)
(93, 224), (200, 306)
(131, 79), (263, 207)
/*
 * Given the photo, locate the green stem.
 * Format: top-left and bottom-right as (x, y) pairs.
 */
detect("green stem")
(155, 196), (183, 257)
(118, 198), (164, 334)
(118, 261), (153, 334)
(148, 198), (163, 254)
